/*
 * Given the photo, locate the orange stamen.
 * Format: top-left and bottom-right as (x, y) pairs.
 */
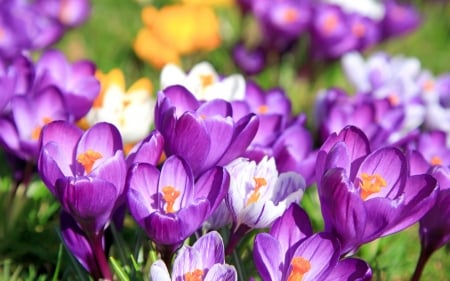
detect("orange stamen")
(162, 186), (180, 213)
(388, 94), (400, 106)
(422, 80), (435, 93)
(200, 74), (214, 88)
(31, 117), (53, 140)
(352, 22), (366, 38)
(323, 13), (338, 34)
(359, 173), (387, 200)
(184, 269), (203, 281)
(246, 177), (267, 206)
(287, 257), (311, 281)
(257, 105), (269, 114)
(283, 8), (299, 23)
(77, 149), (103, 174)
(431, 156), (442, 166)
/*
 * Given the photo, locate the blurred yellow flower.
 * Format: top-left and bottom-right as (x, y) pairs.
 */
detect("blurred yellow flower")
(133, 4), (221, 69)
(81, 69), (155, 153)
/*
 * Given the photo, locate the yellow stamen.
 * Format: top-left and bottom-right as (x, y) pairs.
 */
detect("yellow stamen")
(283, 8), (299, 23)
(431, 156), (442, 166)
(359, 173), (387, 200)
(162, 186), (180, 213)
(200, 74), (214, 88)
(77, 150), (103, 174)
(31, 117), (53, 140)
(287, 257), (311, 281)
(246, 177), (267, 206)
(184, 269), (203, 281)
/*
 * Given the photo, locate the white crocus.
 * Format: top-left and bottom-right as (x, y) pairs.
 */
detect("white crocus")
(160, 62), (246, 101)
(225, 156), (305, 229)
(84, 69), (155, 150)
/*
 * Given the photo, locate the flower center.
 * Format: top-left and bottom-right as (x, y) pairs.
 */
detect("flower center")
(200, 74), (215, 89)
(287, 257), (311, 281)
(422, 79), (435, 93)
(184, 269), (204, 281)
(31, 117), (53, 140)
(387, 93), (400, 106)
(352, 22), (366, 38)
(359, 173), (387, 200)
(77, 149), (103, 174)
(257, 104), (269, 114)
(323, 13), (339, 35)
(283, 8), (299, 23)
(430, 155), (442, 166)
(162, 186), (180, 213)
(246, 177), (267, 206)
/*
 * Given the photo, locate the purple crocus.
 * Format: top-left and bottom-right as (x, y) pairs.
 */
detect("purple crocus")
(34, 49), (100, 121)
(125, 129), (165, 168)
(411, 165), (450, 281)
(253, 204), (372, 281)
(155, 85), (259, 177)
(126, 155), (229, 260)
(38, 121), (126, 279)
(381, 0), (421, 40)
(316, 126), (438, 254)
(150, 231), (237, 281)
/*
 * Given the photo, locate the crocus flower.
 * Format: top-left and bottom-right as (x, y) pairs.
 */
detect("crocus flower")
(231, 42), (266, 76)
(125, 130), (164, 168)
(160, 61), (246, 102)
(224, 156), (305, 254)
(34, 49), (100, 121)
(38, 121), (127, 236)
(155, 85), (259, 177)
(316, 126), (438, 254)
(150, 231), (237, 281)
(253, 204), (372, 281)
(82, 68), (154, 152)
(127, 155), (229, 253)
(381, 0), (421, 40)
(412, 165), (450, 281)
(133, 4), (221, 68)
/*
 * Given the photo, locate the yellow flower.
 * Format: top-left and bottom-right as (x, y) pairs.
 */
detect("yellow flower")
(133, 4), (221, 69)
(82, 69), (155, 153)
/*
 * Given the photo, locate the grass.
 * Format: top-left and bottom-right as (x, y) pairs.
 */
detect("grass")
(1, 0), (450, 280)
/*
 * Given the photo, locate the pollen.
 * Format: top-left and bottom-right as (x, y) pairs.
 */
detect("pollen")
(162, 186), (180, 213)
(283, 8), (299, 23)
(257, 105), (269, 114)
(77, 149), (103, 174)
(246, 177), (267, 206)
(184, 269), (203, 281)
(287, 256), (311, 281)
(359, 173), (387, 200)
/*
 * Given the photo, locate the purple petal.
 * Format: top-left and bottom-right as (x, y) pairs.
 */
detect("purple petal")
(324, 258), (372, 281)
(204, 264), (237, 281)
(191, 231), (225, 268)
(76, 122), (123, 161)
(253, 233), (283, 281)
(195, 167), (230, 215)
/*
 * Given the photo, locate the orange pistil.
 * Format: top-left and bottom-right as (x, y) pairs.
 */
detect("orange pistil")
(246, 177), (267, 206)
(283, 8), (299, 23)
(287, 257), (311, 281)
(387, 94), (400, 106)
(31, 117), (53, 140)
(184, 269), (204, 281)
(430, 156), (443, 166)
(77, 150), (103, 174)
(359, 173), (387, 200)
(162, 186), (181, 213)
(200, 74), (214, 89)
(422, 80), (435, 93)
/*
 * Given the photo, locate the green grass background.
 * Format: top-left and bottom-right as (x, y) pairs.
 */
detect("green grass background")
(1, 0), (450, 280)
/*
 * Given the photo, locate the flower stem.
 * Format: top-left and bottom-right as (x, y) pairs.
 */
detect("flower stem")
(91, 233), (113, 280)
(410, 247), (432, 281)
(225, 224), (250, 256)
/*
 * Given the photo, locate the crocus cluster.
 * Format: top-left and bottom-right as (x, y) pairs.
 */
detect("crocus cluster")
(233, 0), (420, 74)
(0, 0), (91, 60)
(0, 50), (99, 163)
